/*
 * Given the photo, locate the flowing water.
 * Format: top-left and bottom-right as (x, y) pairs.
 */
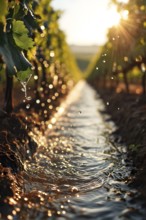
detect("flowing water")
(5, 81), (146, 219)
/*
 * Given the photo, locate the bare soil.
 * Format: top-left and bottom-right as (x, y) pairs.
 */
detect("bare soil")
(96, 87), (146, 198)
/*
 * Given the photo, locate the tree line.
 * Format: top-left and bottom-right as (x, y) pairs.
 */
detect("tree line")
(88, 0), (146, 95)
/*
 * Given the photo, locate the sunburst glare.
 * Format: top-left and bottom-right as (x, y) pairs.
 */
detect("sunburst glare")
(103, 5), (121, 28)
(52, 0), (130, 45)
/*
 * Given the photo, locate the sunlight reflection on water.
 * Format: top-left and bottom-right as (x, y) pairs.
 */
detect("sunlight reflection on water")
(16, 81), (146, 220)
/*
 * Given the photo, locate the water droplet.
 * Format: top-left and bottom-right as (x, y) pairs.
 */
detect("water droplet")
(12, 210), (17, 216)
(26, 96), (32, 101)
(47, 210), (52, 217)
(21, 88), (25, 92)
(26, 104), (30, 109)
(70, 186), (79, 193)
(41, 25), (45, 31)
(49, 105), (53, 109)
(51, 117), (56, 124)
(36, 99), (40, 104)
(141, 63), (146, 72)
(20, 75), (32, 101)
(50, 51), (55, 57)
(7, 215), (13, 220)
(49, 84), (53, 89)
(48, 124), (53, 129)
(34, 75), (38, 80)
(41, 103), (45, 107)
(58, 107), (64, 114)
(124, 56), (128, 62)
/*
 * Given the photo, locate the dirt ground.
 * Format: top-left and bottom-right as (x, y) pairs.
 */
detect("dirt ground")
(1, 80), (146, 205)
(0, 81), (68, 205)
(95, 87), (146, 197)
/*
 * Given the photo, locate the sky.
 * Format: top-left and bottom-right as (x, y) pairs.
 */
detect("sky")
(51, 0), (128, 46)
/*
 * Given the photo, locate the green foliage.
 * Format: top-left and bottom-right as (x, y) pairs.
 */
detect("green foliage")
(0, 1), (35, 79)
(0, 0), (80, 113)
(12, 20), (34, 50)
(17, 68), (32, 82)
(0, 25), (32, 75)
(88, 0), (146, 93)
(0, 0), (8, 23)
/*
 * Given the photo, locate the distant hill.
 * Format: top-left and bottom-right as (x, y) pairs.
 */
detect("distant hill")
(70, 44), (99, 54)
(70, 45), (99, 72)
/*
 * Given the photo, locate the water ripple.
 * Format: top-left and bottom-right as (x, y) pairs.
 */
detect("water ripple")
(16, 81), (146, 219)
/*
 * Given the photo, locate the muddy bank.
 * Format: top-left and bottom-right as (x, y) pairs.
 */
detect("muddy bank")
(95, 87), (146, 196)
(0, 111), (38, 218)
(0, 85), (69, 217)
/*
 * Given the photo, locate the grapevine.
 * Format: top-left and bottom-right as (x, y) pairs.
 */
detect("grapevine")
(0, 0), (80, 114)
(88, 0), (146, 94)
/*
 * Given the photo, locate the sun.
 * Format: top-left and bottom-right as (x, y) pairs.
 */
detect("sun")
(52, 0), (129, 45)
(117, 0), (129, 3)
(105, 6), (121, 28)
(103, 5), (129, 31)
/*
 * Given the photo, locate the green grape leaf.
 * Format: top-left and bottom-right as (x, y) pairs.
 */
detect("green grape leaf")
(0, 25), (32, 76)
(0, 25), (16, 75)
(17, 68), (32, 82)
(6, 32), (32, 73)
(0, 0), (8, 23)
(12, 20), (34, 50)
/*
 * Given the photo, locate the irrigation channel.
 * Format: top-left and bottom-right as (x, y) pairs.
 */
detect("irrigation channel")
(6, 81), (146, 219)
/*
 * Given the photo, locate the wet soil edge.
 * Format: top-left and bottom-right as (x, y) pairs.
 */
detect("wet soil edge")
(94, 87), (146, 196)
(0, 92), (67, 203)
